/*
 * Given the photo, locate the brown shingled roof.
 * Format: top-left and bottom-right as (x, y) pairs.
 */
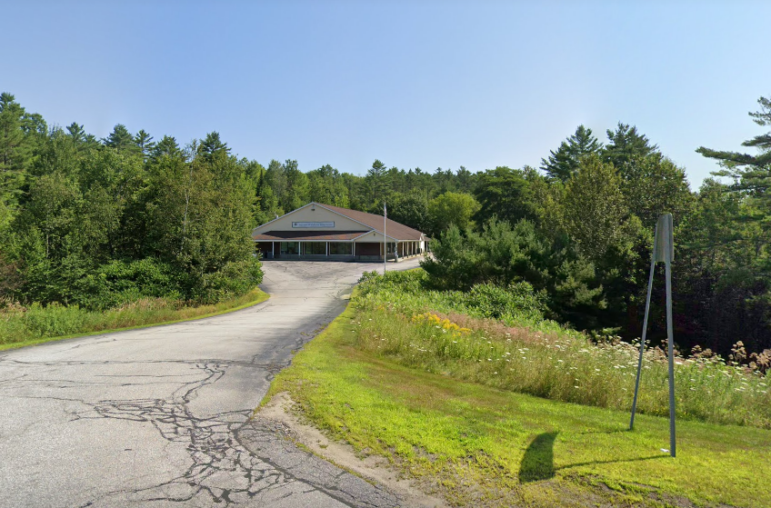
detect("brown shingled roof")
(318, 203), (425, 241)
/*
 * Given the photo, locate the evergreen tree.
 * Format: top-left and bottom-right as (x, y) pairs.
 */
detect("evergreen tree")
(364, 159), (391, 210)
(283, 159), (309, 210)
(151, 135), (182, 160)
(697, 96), (771, 206)
(66, 122), (86, 143)
(541, 125), (603, 181)
(133, 129), (155, 157)
(0, 93), (35, 198)
(603, 122), (659, 170)
(103, 124), (137, 153)
(199, 131), (230, 160)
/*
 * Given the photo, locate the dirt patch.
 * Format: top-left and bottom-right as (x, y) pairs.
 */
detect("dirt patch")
(256, 392), (449, 508)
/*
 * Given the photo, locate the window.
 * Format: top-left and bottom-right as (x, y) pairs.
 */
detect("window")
(302, 242), (327, 255)
(329, 242), (353, 255)
(280, 242), (299, 255)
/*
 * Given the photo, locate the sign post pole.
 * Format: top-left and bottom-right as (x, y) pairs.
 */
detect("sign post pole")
(629, 213), (676, 458)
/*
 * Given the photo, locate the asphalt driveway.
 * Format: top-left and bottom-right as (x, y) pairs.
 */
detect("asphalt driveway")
(0, 259), (422, 508)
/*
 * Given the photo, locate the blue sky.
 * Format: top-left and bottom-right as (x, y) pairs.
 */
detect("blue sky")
(3, 0), (769, 187)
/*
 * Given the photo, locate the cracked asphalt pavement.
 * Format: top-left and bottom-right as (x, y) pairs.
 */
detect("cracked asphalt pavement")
(0, 260), (422, 508)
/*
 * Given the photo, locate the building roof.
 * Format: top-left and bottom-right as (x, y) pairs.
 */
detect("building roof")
(251, 202), (427, 242)
(253, 230), (368, 241)
(319, 203), (425, 241)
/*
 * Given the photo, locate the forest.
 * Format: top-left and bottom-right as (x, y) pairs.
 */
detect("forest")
(1, 92), (769, 358)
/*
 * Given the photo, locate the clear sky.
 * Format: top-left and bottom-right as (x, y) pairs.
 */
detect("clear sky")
(3, 0), (769, 188)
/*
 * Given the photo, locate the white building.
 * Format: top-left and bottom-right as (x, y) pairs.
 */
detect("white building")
(252, 202), (428, 261)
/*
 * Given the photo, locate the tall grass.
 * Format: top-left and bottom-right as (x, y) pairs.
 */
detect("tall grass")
(0, 288), (267, 348)
(353, 271), (771, 429)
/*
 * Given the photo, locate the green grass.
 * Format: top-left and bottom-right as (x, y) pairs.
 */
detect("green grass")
(354, 270), (771, 429)
(267, 302), (771, 508)
(0, 287), (269, 351)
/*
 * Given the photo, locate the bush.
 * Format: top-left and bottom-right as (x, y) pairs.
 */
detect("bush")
(71, 258), (182, 310)
(194, 257), (264, 304)
(420, 219), (605, 329)
(358, 269), (548, 327)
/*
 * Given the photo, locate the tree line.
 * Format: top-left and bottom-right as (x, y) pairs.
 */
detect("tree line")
(1, 92), (769, 356)
(0, 93), (261, 310)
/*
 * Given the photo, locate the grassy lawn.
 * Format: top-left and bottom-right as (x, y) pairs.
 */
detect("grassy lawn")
(0, 287), (269, 352)
(267, 303), (771, 508)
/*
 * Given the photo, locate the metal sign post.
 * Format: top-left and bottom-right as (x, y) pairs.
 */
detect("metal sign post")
(629, 213), (676, 458)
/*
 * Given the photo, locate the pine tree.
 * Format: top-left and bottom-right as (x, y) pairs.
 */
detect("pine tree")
(104, 124), (137, 153)
(697, 96), (771, 203)
(199, 131), (230, 160)
(541, 125), (603, 182)
(0, 93), (36, 206)
(133, 129), (155, 157)
(151, 136), (182, 160)
(603, 122), (658, 170)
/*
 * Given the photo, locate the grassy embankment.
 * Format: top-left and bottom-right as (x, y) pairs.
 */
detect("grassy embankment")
(266, 271), (771, 507)
(0, 287), (269, 351)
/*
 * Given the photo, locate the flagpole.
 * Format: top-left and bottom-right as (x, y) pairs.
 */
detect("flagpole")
(383, 202), (387, 274)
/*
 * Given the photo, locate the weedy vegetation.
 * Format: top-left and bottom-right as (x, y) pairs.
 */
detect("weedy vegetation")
(354, 270), (771, 428)
(0, 287), (268, 350)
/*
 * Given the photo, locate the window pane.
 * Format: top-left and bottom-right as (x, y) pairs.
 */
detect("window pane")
(280, 242), (299, 255)
(329, 242), (353, 255)
(303, 242), (327, 255)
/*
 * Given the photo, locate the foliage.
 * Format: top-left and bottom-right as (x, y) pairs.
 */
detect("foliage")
(3, 90), (771, 358)
(421, 220), (604, 328)
(540, 125), (603, 182)
(0, 288), (269, 349)
(358, 269), (547, 324)
(0, 92), (263, 313)
(473, 166), (538, 225)
(426, 191), (480, 237)
(556, 154), (631, 260)
(603, 122), (659, 169)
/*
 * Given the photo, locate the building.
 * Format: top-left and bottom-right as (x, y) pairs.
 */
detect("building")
(252, 202), (429, 261)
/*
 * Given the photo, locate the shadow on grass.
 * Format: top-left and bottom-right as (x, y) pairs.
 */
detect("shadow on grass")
(519, 431), (559, 483)
(519, 431), (669, 483)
